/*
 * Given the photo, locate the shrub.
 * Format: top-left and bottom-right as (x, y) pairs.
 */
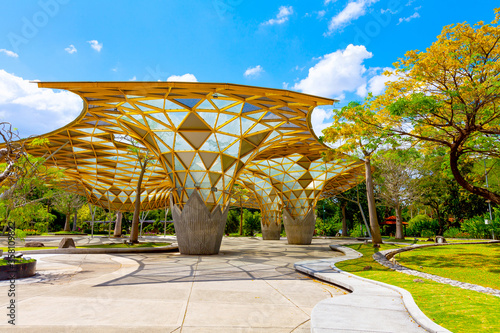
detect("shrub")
(443, 227), (461, 238)
(350, 224), (367, 237)
(407, 215), (439, 237)
(315, 216), (342, 236)
(22, 229), (40, 236)
(14, 229), (27, 241)
(460, 214), (498, 239)
(243, 210), (261, 236)
(34, 222), (48, 234)
(225, 209), (240, 234)
(421, 229), (434, 238)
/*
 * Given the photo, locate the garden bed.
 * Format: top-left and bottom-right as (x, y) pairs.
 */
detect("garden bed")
(0, 259), (37, 280)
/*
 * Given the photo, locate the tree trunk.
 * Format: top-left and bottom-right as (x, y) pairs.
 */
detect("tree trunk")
(341, 201), (347, 236)
(449, 143), (500, 204)
(114, 211), (123, 237)
(130, 164), (147, 243)
(72, 208), (78, 232)
(63, 214), (71, 232)
(365, 157), (383, 245)
(395, 205), (404, 240)
(239, 199), (243, 236)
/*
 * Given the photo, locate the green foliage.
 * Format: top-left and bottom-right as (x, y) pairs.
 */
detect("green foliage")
(225, 209), (240, 234)
(443, 227), (461, 238)
(315, 215), (342, 236)
(242, 210), (261, 236)
(350, 224), (368, 237)
(14, 229), (26, 241)
(407, 214), (439, 237)
(34, 222), (48, 234)
(461, 214), (499, 239)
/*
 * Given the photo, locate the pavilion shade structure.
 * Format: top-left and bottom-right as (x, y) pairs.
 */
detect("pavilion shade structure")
(237, 171), (283, 227)
(245, 152), (364, 219)
(30, 82), (338, 213)
(25, 113), (171, 212)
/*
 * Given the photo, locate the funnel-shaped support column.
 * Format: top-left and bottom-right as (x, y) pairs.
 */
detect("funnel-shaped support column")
(283, 208), (316, 245)
(261, 209), (281, 240)
(171, 191), (229, 255)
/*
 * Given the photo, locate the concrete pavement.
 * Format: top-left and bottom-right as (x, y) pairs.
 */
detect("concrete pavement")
(295, 245), (450, 333)
(1, 238), (350, 332)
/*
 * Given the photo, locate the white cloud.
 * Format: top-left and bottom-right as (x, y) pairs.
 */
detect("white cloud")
(317, 10), (326, 18)
(0, 49), (19, 58)
(244, 65), (264, 78)
(293, 44), (373, 98)
(0, 70), (83, 137)
(326, 0), (378, 34)
(310, 107), (334, 138)
(282, 82), (289, 89)
(398, 11), (420, 24)
(381, 8), (397, 14)
(166, 73), (198, 82)
(129, 76), (137, 81)
(368, 68), (397, 95)
(87, 40), (103, 52)
(64, 44), (77, 54)
(263, 6), (293, 25)
(355, 67), (398, 97)
(324, 0), (337, 4)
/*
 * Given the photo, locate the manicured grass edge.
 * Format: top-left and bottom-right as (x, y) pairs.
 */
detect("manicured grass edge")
(335, 243), (500, 333)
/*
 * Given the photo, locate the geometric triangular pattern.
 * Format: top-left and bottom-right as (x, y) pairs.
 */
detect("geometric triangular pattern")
(20, 82), (364, 215)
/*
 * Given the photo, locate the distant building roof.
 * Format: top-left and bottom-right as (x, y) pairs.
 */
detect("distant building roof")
(380, 216), (408, 225)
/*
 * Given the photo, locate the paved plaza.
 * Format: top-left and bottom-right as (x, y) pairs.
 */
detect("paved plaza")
(1, 237), (354, 332)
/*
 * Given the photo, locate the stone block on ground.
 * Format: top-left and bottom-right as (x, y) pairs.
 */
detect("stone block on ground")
(25, 242), (44, 247)
(58, 237), (76, 248)
(435, 236), (447, 243)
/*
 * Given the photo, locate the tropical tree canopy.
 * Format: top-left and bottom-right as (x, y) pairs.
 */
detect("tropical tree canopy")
(350, 9), (500, 204)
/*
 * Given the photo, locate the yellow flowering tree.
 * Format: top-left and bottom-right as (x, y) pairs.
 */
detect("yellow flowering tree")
(321, 96), (402, 245)
(361, 9), (500, 205)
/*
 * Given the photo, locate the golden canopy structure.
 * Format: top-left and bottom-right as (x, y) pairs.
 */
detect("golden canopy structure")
(24, 82), (364, 254)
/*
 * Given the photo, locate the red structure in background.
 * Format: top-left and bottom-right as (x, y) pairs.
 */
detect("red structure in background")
(380, 216), (409, 226)
(380, 216), (408, 237)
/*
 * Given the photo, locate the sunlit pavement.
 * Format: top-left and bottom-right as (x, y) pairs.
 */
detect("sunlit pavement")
(0, 237), (353, 332)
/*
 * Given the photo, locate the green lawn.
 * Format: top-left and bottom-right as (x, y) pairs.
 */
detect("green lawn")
(1, 242), (171, 251)
(336, 243), (500, 333)
(0, 258), (36, 266)
(1, 247), (59, 252)
(79, 242), (171, 248)
(396, 244), (500, 290)
(381, 237), (487, 244)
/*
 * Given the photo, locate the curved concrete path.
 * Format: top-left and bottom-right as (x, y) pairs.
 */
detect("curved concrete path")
(295, 246), (451, 333)
(0, 238), (350, 332)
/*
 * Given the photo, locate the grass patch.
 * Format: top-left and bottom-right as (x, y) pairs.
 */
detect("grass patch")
(336, 243), (500, 333)
(1, 247), (58, 252)
(54, 231), (87, 235)
(396, 244), (500, 290)
(381, 237), (486, 244)
(0, 258), (36, 266)
(79, 242), (171, 249)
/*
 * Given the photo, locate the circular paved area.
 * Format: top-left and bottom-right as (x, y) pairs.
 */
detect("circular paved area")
(0, 237), (351, 332)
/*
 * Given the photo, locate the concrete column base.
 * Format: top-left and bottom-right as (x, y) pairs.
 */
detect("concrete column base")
(261, 222), (281, 240)
(171, 191), (229, 255)
(283, 208), (316, 245)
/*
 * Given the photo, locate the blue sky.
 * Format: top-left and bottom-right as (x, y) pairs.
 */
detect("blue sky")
(0, 0), (498, 137)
